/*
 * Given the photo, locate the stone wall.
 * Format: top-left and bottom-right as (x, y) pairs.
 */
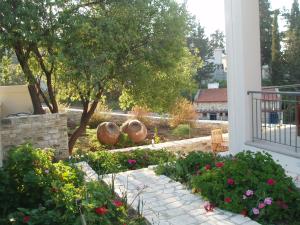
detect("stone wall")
(109, 136), (214, 154)
(0, 113), (69, 161)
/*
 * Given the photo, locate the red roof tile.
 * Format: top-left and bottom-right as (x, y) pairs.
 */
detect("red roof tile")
(195, 88), (227, 103)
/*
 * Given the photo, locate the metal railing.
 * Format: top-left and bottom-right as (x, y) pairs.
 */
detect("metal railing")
(248, 90), (300, 152)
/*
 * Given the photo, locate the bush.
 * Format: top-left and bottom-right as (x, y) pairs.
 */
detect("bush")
(0, 144), (147, 225)
(72, 149), (175, 176)
(157, 150), (300, 225)
(169, 98), (197, 128)
(171, 124), (191, 138)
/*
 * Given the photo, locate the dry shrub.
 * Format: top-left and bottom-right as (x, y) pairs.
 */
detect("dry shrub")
(88, 102), (112, 129)
(130, 105), (152, 127)
(169, 98), (197, 128)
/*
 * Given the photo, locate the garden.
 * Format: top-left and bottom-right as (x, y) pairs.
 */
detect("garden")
(156, 151), (300, 225)
(2, 143), (300, 225)
(0, 144), (174, 225)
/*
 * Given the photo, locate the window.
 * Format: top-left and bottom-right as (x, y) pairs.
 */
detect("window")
(210, 113), (217, 120)
(203, 113), (207, 117)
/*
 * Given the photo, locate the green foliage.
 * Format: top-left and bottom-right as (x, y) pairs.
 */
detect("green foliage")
(154, 127), (161, 144)
(72, 149), (175, 176)
(210, 30), (225, 49)
(157, 150), (300, 224)
(155, 151), (217, 184)
(270, 10), (284, 85)
(187, 23), (213, 88)
(171, 124), (191, 138)
(0, 144), (147, 225)
(0, 53), (25, 85)
(259, 0), (273, 67)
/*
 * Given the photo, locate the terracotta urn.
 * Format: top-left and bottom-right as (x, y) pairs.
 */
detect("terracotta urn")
(121, 119), (147, 143)
(97, 122), (120, 145)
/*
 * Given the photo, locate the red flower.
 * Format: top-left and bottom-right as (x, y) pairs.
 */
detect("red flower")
(113, 200), (123, 208)
(227, 178), (235, 185)
(23, 216), (30, 223)
(95, 207), (108, 215)
(205, 164), (211, 170)
(216, 162), (224, 168)
(267, 178), (276, 186)
(224, 197), (232, 203)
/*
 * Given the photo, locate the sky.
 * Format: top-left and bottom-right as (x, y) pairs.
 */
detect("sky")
(177, 0), (295, 35)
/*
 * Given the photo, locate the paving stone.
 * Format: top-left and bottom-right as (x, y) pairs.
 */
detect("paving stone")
(229, 215), (251, 224)
(99, 167), (260, 225)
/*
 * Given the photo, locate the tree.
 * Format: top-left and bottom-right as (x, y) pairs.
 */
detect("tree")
(0, 52), (25, 85)
(270, 10), (283, 85)
(259, 0), (273, 67)
(187, 23), (212, 87)
(0, 0), (68, 114)
(57, 0), (198, 151)
(210, 30), (225, 50)
(285, 0), (300, 83)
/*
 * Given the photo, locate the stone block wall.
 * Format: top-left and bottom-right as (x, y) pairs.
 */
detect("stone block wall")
(0, 113), (69, 161)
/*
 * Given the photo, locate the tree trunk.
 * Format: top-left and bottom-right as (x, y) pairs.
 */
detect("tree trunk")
(28, 85), (45, 114)
(68, 100), (99, 154)
(14, 44), (45, 115)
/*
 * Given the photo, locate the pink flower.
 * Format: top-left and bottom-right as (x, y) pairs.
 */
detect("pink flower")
(205, 164), (211, 170)
(264, 197), (272, 205)
(227, 178), (235, 185)
(252, 208), (260, 215)
(267, 178), (276, 186)
(245, 190), (254, 197)
(204, 202), (215, 212)
(113, 200), (123, 208)
(258, 203), (266, 209)
(224, 197), (232, 203)
(215, 162), (224, 168)
(128, 159), (137, 165)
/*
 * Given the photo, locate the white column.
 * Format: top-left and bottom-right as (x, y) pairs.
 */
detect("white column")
(224, 0), (262, 154)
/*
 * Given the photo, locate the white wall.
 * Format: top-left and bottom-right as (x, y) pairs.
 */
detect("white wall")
(224, 0), (262, 154)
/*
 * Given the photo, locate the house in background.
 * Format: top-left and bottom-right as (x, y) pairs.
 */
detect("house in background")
(194, 86), (228, 121)
(194, 85), (281, 123)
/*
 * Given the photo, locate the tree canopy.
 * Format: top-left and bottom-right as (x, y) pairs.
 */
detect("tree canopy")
(0, 0), (198, 152)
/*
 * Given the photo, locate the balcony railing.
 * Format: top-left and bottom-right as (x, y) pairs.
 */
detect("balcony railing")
(248, 91), (300, 153)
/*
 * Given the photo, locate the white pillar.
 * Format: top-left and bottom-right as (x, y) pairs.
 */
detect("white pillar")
(224, 0), (262, 154)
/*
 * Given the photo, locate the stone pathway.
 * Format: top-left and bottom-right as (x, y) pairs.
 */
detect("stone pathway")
(102, 167), (260, 225)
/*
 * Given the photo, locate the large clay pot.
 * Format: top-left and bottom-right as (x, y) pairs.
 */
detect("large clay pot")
(121, 119), (147, 143)
(97, 122), (120, 145)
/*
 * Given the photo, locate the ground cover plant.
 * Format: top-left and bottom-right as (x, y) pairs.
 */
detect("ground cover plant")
(156, 151), (300, 225)
(0, 144), (147, 225)
(71, 149), (175, 176)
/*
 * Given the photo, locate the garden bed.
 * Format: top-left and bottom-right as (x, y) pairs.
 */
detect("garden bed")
(0, 144), (152, 225)
(73, 123), (217, 153)
(155, 151), (300, 225)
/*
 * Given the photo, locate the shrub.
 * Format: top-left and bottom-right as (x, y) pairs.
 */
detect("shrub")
(155, 151), (218, 184)
(130, 105), (152, 127)
(72, 149), (175, 176)
(156, 151), (300, 224)
(171, 124), (191, 138)
(0, 144), (148, 225)
(169, 98), (197, 128)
